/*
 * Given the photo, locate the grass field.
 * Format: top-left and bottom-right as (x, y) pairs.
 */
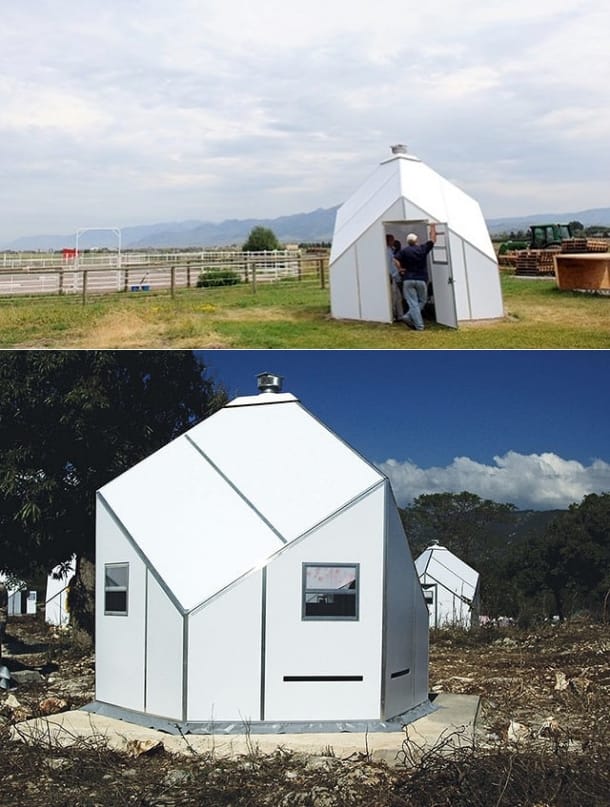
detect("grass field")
(1, 274), (609, 349)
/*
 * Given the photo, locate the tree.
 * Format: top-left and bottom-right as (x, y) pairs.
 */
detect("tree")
(242, 226), (281, 252)
(0, 351), (227, 633)
(400, 491), (516, 563)
(568, 220), (584, 234)
(511, 492), (610, 620)
(400, 491), (518, 615)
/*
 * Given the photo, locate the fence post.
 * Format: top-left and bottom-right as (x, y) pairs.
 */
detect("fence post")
(59, 268), (64, 295)
(170, 265), (176, 298)
(123, 267), (129, 292)
(187, 260), (192, 288)
(82, 270), (88, 305)
(319, 257), (326, 289)
(252, 262), (257, 294)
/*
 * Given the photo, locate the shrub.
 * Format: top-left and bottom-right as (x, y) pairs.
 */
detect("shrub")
(196, 269), (241, 288)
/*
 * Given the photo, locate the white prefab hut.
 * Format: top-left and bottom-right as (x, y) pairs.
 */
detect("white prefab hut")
(45, 555), (76, 627)
(0, 574), (37, 616)
(329, 146), (504, 328)
(89, 374), (430, 734)
(415, 543), (480, 629)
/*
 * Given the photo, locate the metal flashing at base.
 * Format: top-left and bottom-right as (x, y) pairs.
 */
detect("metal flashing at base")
(81, 698), (436, 735)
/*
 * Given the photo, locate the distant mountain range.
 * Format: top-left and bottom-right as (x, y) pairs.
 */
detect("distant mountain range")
(3, 205), (610, 251)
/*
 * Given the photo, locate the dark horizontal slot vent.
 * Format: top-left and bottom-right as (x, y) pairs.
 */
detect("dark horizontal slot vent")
(283, 675), (363, 682)
(390, 668), (410, 679)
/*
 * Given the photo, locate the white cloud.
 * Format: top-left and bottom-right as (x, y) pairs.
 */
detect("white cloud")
(2, 0), (610, 240)
(378, 452), (610, 511)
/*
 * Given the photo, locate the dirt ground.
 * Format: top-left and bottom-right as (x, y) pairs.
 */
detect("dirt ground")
(1, 617), (609, 806)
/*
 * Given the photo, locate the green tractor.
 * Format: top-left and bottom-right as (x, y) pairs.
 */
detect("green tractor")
(498, 223), (573, 254)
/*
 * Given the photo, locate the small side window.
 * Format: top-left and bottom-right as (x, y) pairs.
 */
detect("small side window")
(302, 564), (359, 620)
(105, 563), (129, 615)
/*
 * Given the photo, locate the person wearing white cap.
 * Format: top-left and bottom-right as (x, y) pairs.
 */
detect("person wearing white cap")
(394, 223), (437, 330)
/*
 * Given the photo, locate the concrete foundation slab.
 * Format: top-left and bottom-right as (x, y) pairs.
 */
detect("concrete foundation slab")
(11, 693), (479, 766)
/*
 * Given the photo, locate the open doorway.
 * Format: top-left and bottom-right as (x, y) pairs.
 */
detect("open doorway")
(384, 220), (458, 329)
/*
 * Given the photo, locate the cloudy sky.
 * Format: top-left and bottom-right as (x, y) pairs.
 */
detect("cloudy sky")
(200, 349), (610, 512)
(2, 0), (609, 244)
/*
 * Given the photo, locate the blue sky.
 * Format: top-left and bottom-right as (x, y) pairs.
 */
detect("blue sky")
(2, 0), (609, 243)
(199, 350), (610, 511)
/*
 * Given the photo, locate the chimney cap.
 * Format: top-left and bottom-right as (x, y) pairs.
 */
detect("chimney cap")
(256, 372), (284, 393)
(390, 144), (408, 154)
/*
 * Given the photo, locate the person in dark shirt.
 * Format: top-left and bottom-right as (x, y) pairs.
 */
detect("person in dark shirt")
(395, 223), (437, 330)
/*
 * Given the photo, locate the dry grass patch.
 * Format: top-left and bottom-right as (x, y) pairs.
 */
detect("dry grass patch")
(217, 306), (303, 322)
(73, 311), (166, 348)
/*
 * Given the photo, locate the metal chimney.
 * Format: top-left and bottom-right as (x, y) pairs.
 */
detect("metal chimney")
(391, 144), (408, 154)
(257, 372), (284, 393)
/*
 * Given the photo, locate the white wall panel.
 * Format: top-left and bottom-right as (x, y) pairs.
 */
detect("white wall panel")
(189, 402), (383, 543)
(355, 223), (392, 323)
(383, 497), (428, 719)
(447, 232), (470, 320)
(329, 248), (361, 320)
(95, 502), (147, 711)
(187, 571), (262, 722)
(264, 486), (385, 722)
(463, 245), (504, 320)
(145, 572), (184, 720)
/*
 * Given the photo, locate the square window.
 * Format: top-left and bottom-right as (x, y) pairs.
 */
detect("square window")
(302, 563), (359, 620)
(104, 562), (129, 615)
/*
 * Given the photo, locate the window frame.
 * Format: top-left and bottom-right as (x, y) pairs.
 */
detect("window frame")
(301, 562), (360, 622)
(104, 562), (129, 616)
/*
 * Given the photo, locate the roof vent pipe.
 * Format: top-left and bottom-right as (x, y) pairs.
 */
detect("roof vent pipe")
(257, 372), (284, 394)
(391, 144), (408, 154)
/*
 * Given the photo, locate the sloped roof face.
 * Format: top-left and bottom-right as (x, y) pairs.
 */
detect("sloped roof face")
(331, 153), (495, 263)
(416, 545), (479, 599)
(99, 393), (383, 611)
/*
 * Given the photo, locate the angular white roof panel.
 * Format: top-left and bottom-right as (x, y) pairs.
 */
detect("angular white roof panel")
(187, 395), (383, 541)
(331, 152), (495, 263)
(99, 435), (286, 611)
(99, 392), (383, 610)
(416, 544), (479, 598)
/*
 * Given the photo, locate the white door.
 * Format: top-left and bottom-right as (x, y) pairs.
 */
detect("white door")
(429, 225), (458, 329)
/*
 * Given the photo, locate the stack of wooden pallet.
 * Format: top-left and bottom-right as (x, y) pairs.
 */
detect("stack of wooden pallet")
(584, 238), (609, 253)
(561, 237), (609, 253)
(561, 238), (589, 253)
(515, 250), (555, 276)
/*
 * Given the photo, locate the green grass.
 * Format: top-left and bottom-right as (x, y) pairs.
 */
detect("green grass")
(0, 274), (609, 348)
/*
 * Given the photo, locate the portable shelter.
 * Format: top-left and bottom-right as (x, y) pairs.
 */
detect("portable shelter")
(415, 542), (480, 629)
(88, 374), (430, 734)
(45, 555), (76, 627)
(0, 574), (37, 616)
(329, 145), (504, 327)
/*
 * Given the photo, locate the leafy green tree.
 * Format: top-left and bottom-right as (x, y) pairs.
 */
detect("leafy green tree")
(0, 351), (227, 632)
(511, 492), (610, 620)
(400, 491), (518, 615)
(400, 491), (516, 563)
(242, 226), (281, 251)
(568, 220), (584, 234)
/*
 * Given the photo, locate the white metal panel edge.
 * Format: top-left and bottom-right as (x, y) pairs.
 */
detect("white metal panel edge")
(187, 570), (263, 722)
(264, 485), (386, 722)
(95, 501), (147, 711)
